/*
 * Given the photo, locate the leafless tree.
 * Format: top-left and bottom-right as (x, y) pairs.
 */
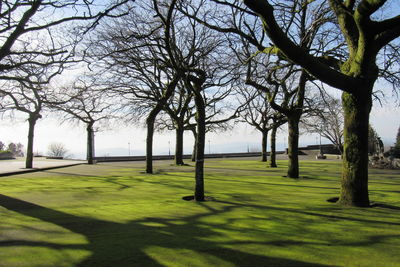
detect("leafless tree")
(50, 77), (117, 164)
(155, 0), (237, 200)
(236, 85), (287, 166)
(157, 82), (194, 165)
(88, 0), (183, 173)
(47, 142), (69, 158)
(0, 1), (131, 168)
(185, 0), (335, 178)
(303, 93), (344, 155)
(0, 1), (131, 84)
(91, 0), (237, 200)
(237, 86), (274, 162)
(0, 78), (58, 168)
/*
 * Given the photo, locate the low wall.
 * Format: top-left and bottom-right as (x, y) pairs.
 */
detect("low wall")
(93, 151), (285, 162)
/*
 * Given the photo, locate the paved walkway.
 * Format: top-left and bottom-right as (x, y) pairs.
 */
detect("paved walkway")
(0, 157), (85, 176)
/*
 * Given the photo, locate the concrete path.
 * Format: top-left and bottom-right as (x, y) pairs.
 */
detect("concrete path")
(0, 157), (85, 176)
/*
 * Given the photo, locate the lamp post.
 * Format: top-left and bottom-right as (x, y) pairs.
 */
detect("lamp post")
(128, 142), (131, 156)
(168, 141), (171, 156)
(208, 140), (211, 154)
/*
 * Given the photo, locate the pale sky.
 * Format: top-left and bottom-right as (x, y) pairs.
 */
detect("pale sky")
(1, 101), (398, 160)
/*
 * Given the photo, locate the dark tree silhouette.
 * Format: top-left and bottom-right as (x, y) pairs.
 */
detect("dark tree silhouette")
(237, 86), (275, 162)
(153, 0), (237, 200)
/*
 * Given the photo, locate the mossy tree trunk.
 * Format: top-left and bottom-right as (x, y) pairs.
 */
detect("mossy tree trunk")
(339, 89), (373, 207)
(86, 122), (95, 165)
(261, 130), (268, 162)
(25, 113), (40, 168)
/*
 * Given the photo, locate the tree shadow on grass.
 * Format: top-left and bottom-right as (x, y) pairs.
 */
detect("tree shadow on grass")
(370, 203), (400, 210)
(41, 170), (133, 190)
(205, 166), (284, 174)
(0, 194), (329, 267)
(42, 170), (108, 178)
(214, 199), (400, 226)
(207, 176), (338, 191)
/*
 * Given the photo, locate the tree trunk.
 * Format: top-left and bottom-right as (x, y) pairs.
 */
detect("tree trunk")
(25, 114), (39, 168)
(87, 123), (95, 165)
(270, 125), (277, 168)
(146, 108), (159, 174)
(261, 130), (268, 162)
(145, 77), (180, 174)
(339, 90), (372, 207)
(186, 77), (207, 201)
(175, 125), (184, 165)
(287, 116), (300, 178)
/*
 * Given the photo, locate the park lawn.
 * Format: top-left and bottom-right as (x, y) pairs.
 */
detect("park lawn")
(0, 158), (399, 267)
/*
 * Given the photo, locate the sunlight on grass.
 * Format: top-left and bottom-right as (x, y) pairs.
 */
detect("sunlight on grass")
(0, 158), (399, 266)
(145, 247), (235, 267)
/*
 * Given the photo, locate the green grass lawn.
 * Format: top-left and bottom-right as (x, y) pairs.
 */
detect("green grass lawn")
(0, 158), (399, 267)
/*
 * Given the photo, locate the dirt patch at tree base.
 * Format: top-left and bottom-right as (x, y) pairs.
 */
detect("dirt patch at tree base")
(326, 197), (339, 203)
(182, 195), (215, 202)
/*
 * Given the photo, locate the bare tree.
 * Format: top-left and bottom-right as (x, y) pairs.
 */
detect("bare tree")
(0, 1), (130, 84)
(50, 78), (117, 164)
(237, 86), (274, 162)
(47, 143), (69, 158)
(88, 0), (184, 173)
(248, 64), (311, 178)
(1, 79), (50, 168)
(91, 0), (237, 200)
(155, 0), (237, 200)
(156, 82), (194, 165)
(0, 1), (131, 168)
(186, 0), (334, 178)
(303, 93), (344, 155)
(237, 85), (287, 166)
